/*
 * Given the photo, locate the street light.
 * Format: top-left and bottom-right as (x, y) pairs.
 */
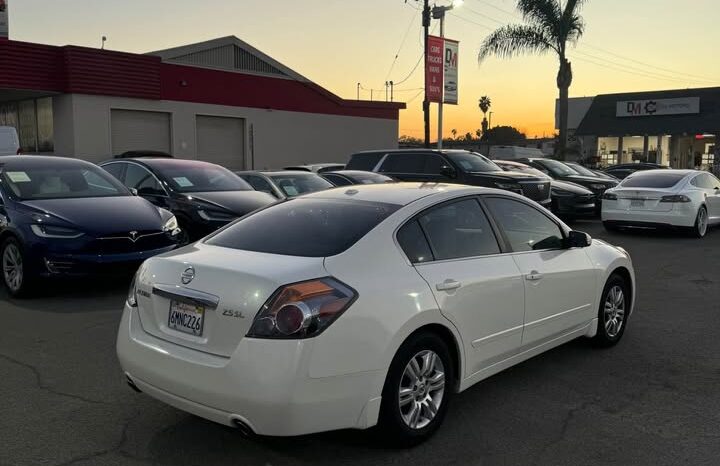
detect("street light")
(432, 0), (462, 149)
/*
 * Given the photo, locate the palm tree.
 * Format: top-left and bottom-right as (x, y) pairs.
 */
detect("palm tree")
(451, 129), (458, 140)
(478, 96), (492, 138)
(478, 0), (587, 159)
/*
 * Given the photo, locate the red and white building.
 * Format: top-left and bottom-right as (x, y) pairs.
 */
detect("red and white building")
(0, 36), (404, 168)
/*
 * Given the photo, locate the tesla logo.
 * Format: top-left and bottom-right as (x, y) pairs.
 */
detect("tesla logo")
(128, 231), (139, 242)
(181, 266), (195, 285)
(538, 185), (545, 190)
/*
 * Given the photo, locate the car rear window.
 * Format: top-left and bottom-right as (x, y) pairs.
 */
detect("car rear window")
(206, 198), (400, 257)
(621, 172), (687, 188)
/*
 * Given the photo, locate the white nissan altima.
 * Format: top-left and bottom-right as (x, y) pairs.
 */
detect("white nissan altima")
(602, 169), (720, 238)
(117, 183), (635, 445)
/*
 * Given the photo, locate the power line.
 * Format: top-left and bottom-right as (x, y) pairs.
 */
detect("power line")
(393, 52), (424, 85)
(385, 8), (420, 82)
(447, 12), (494, 31)
(569, 53), (710, 86)
(462, 4), (507, 26)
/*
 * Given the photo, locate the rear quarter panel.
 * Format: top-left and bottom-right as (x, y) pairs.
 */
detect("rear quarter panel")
(583, 240), (636, 316)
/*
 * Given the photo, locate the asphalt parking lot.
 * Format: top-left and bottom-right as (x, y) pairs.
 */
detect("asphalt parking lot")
(2, 220), (719, 466)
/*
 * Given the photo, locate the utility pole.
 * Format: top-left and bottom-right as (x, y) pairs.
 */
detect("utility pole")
(390, 81), (394, 102)
(357, 82), (361, 100)
(421, 0), (431, 148)
(437, 13), (445, 149)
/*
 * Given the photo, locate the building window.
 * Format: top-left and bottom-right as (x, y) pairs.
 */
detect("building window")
(0, 97), (53, 153)
(36, 98), (54, 152)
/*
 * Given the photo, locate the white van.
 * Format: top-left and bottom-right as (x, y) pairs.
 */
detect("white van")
(489, 145), (545, 160)
(0, 126), (20, 156)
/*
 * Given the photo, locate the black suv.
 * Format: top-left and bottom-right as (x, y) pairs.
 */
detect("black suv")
(346, 149), (551, 207)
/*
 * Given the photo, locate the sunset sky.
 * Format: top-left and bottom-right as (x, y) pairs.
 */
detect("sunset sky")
(9, 0), (720, 139)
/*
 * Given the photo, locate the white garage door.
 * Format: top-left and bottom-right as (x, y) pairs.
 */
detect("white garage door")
(196, 115), (245, 170)
(111, 109), (171, 155)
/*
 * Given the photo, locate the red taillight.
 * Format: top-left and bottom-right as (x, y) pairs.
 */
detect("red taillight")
(246, 278), (356, 339)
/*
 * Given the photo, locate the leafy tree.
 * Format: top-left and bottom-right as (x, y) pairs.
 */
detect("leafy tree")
(484, 125), (526, 144)
(478, 0), (588, 159)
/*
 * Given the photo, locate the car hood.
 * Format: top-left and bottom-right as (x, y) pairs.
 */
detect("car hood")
(551, 180), (594, 194)
(468, 170), (544, 182)
(20, 196), (165, 236)
(186, 191), (276, 215)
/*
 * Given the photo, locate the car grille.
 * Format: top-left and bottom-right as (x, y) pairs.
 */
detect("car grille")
(93, 231), (173, 255)
(520, 181), (551, 203)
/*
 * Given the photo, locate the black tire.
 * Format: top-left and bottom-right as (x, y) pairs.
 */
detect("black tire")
(377, 331), (454, 447)
(690, 206), (708, 239)
(1, 237), (34, 298)
(603, 221), (620, 233)
(593, 274), (630, 347)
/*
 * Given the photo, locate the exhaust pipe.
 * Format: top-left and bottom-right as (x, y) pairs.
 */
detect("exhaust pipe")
(126, 375), (142, 393)
(232, 419), (255, 438)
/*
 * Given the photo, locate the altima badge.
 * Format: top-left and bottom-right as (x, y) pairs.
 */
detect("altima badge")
(181, 266), (195, 284)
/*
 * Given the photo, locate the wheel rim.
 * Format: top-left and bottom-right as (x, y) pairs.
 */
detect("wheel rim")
(698, 209), (708, 236)
(603, 285), (625, 338)
(3, 243), (23, 292)
(398, 349), (445, 430)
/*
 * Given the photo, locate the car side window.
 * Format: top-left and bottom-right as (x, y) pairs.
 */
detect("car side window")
(102, 163), (126, 182)
(322, 174), (352, 186)
(397, 220), (433, 264)
(379, 153), (426, 174)
(416, 199), (501, 261)
(485, 197), (564, 252)
(709, 173), (720, 189)
(245, 175), (277, 195)
(124, 164), (164, 195)
(424, 154), (448, 174)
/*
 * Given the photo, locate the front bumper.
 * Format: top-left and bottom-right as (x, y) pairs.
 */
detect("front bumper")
(116, 305), (383, 436)
(36, 244), (177, 277)
(553, 195), (597, 217)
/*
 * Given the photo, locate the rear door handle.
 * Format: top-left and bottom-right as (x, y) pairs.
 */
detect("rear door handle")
(525, 271), (543, 281)
(436, 280), (461, 292)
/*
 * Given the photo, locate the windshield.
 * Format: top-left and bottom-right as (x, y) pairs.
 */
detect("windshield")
(266, 173), (334, 197)
(566, 163), (596, 177)
(206, 198), (400, 257)
(154, 162), (252, 193)
(446, 152), (502, 173)
(536, 159), (579, 177)
(621, 172), (687, 188)
(0, 161), (129, 200)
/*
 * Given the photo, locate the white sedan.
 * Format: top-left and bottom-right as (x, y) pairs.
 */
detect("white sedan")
(117, 183), (635, 445)
(602, 169), (720, 238)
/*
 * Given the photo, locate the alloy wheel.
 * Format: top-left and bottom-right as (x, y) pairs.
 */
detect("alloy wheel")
(398, 350), (446, 430)
(604, 285), (625, 338)
(698, 208), (708, 237)
(2, 243), (23, 292)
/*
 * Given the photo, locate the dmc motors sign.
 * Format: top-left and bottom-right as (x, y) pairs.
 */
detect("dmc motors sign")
(617, 97), (700, 117)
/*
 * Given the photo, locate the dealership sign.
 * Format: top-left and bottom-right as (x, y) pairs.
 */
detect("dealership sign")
(443, 39), (459, 105)
(0, 0), (8, 38)
(426, 35), (459, 104)
(617, 97), (700, 117)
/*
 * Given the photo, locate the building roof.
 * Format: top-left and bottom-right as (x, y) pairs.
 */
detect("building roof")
(574, 87), (720, 136)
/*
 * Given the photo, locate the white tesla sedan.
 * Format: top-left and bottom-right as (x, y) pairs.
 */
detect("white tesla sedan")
(117, 183), (635, 445)
(602, 169), (720, 238)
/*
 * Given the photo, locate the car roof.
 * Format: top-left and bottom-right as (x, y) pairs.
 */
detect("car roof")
(301, 182), (500, 206)
(324, 170), (391, 176)
(626, 169), (695, 177)
(263, 170), (323, 176)
(106, 158), (220, 169)
(493, 160), (529, 167)
(0, 155), (94, 168)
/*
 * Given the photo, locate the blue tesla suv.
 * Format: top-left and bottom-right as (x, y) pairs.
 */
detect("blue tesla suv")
(0, 156), (180, 297)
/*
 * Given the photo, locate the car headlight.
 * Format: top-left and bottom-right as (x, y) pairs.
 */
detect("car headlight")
(246, 278), (357, 339)
(197, 209), (237, 222)
(551, 188), (574, 197)
(589, 183), (608, 190)
(602, 192), (618, 200)
(162, 215), (179, 232)
(495, 182), (521, 190)
(30, 224), (84, 239)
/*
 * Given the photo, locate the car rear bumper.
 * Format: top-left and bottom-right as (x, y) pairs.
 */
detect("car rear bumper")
(601, 206), (697, 228)
(117, 305), (383, 436)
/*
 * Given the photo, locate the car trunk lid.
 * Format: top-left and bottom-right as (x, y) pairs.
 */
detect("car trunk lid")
(614, 188), (674, 212)
(135, 243), (327, 357)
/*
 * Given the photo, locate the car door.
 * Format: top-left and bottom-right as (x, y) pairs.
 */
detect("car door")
(483, 196), (597, 347)
(378, 152), (434, 182)
(700, 173), (720, 221)
(398, 197), (526, 375)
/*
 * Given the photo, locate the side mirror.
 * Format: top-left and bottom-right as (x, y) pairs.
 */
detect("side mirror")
(440, 165), (457, 179)
(567, 230), (592, 248)
(130, 188), (138, 196)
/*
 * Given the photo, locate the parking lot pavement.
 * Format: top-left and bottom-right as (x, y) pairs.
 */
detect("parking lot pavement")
(1, 220), (720, 466)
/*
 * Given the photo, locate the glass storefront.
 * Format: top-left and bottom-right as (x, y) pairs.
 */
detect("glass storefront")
(0, 97), (54, 152)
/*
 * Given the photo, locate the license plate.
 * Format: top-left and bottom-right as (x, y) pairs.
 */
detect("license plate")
(630, 199), (645, 208)
(168, 300), (205, 336)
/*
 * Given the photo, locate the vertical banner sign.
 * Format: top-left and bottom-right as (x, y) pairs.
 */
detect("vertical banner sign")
(443, 39), (459, 105)
(426, 35), (444, 103)
(0, 0), (8, 38)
